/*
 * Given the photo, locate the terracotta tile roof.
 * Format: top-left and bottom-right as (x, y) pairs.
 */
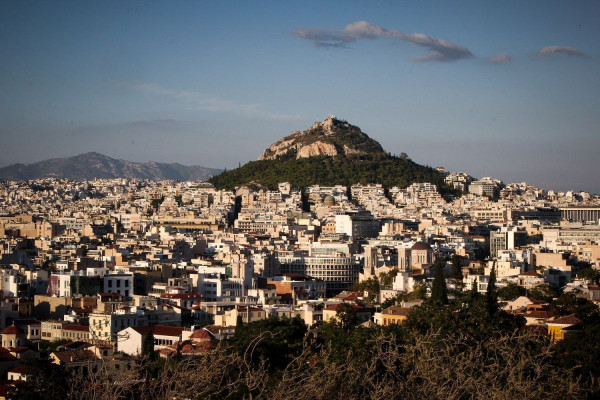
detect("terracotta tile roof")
(524, 310), (552, 319)
(382, 306), (412, 316)
(0, 348), (18, 361)
(63, 324), (90, 332)
(152, 325), (185, 337)
(190, 329), (212, 341)
(549, 314), (582, 326)
(130, 325), (185, 337)
(52, 349), (100, 364)
(1, 326), (24, 335)
(131, 326), (153, 335)
(58, 341), (91, 350)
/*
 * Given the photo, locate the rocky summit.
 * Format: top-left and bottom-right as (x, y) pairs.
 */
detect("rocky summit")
(258, 115), (385, 160)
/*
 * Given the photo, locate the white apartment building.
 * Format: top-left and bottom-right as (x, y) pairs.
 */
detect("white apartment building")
(103, 273), (134, 298)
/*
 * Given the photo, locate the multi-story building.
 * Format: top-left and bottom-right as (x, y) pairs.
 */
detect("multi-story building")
(490, 227), (527, 258)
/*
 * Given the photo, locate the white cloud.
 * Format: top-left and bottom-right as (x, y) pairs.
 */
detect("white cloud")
(489, 53), (512, 64)
(294, 21), (473, 62)
(538, 46), (584, 56)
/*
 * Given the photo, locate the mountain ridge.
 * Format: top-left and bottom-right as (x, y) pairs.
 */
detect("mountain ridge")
(0, 152), (221, 181)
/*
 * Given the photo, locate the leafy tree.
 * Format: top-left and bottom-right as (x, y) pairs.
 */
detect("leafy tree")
(228, 316), (307, 371)
(150, 196), (164, 209)
(379, 268), (399, 287)
(430, 261), (448, 305)
(6, 358), (71, 399)
(577, 267), (600, 284)
(382, 283), (427, 308)
(497, 283), (526, 301)
(350, 276), (380, 293)
(174, 195), (183, 207)
(335, 303), (359, 330)
(527, 284), (558, 302)
(550, 292), (600, 321)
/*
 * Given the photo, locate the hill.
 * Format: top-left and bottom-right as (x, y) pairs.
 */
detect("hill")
(211, 117), (454, 195)
(0, 153), (221, 181)
(259, 115), (385, 160)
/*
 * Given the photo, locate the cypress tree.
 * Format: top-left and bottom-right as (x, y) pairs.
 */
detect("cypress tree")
(486, 263), (498, 315)
(451, 254), (463, 280)
(431, 261), (448, 304)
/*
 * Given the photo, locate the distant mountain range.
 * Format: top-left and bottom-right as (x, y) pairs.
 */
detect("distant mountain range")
(0, 152), (222, 181)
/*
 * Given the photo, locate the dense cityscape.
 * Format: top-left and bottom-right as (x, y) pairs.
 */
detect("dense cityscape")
(0, 167), (599, 397)
(2, 1), (599, 399)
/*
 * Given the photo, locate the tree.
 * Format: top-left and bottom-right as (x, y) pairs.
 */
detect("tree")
(451, 254), (463, 280)
(335, 303), (359, 330)
(431, 261), (448, 305)
(350, 277), (380, 293)
(379, 269), (399, 287)
(142, 331), (155, 360)
(577, 267), (600, 284)
(486, 263), (498, 315)
(497, 283), (526, 301)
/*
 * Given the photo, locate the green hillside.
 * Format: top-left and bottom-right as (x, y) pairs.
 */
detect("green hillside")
(210, 150), (457, 196)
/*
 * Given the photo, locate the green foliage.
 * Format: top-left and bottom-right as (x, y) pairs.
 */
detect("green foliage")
(577, 267), (600, 284)
(350, 276), (380, 293)
(38, 338), (71, 353)
(430, 261), (448, 305)
(209, 154), (459, 197)
(497, 282), (527, 301)
(405, 290), (525, 341)
(382, 282), (428, 308)
(486, 264), (498, 315)
(142, 331), (155, 360)
(228, 316), (307, 371)
(550, 292), (600, 321)
(451, 254), (464, 280)
(334, 303), (359, 330)
(553, 322), (600, 383)
(6, 358), (71, 399)
(174, 195), (183, 207)
(150, 196), (164, 209)
(528, 284), (558, 302)
(379, 268), (399, 287)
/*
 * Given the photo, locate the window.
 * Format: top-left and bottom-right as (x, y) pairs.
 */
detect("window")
(108, 280), (112, 288)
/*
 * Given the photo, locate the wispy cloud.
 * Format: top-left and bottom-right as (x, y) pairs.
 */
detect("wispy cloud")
(131, 83), (300, 121)
(293, 21), (473, 62)
(538, 46), (584, 56)
(489, 53), (512, 64)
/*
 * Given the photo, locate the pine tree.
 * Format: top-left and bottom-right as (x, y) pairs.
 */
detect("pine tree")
(431, 261), (448, 304)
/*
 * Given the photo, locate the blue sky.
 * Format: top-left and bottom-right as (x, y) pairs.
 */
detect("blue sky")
(1, 1), (599, 193)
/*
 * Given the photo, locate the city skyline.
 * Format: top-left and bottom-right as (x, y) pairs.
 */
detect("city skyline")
(1, 1), (599, 193)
